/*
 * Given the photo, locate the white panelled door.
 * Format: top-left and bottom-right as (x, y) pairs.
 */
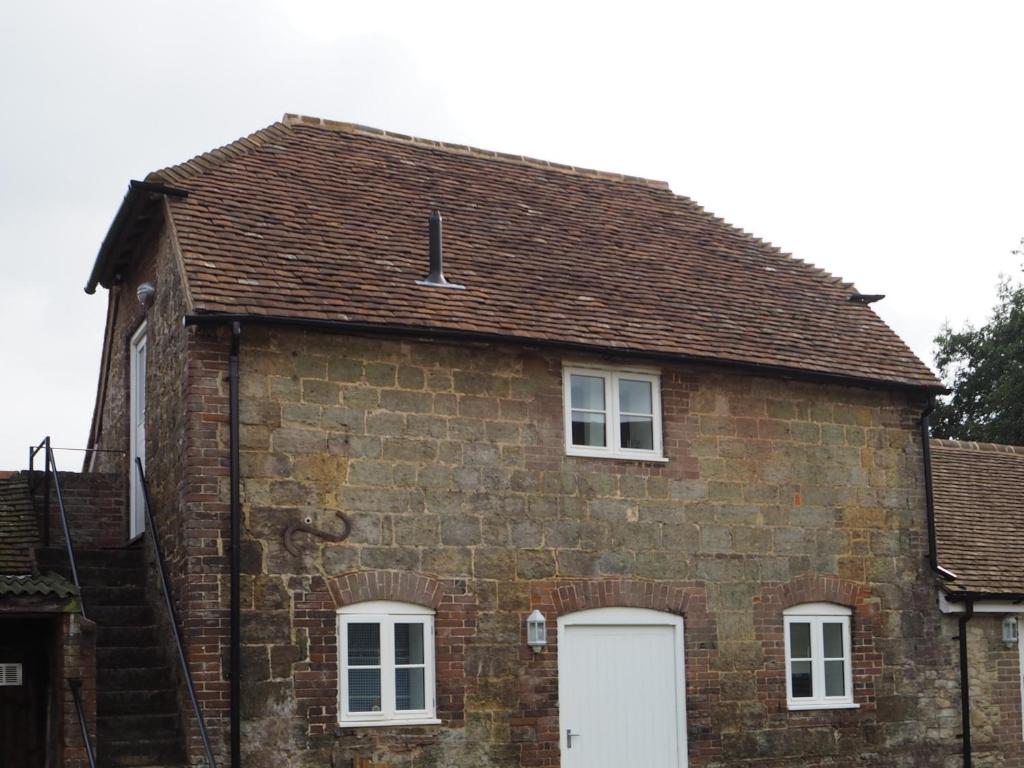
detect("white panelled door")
(558, 608), (687, 768)
(129, 322), (147, 539)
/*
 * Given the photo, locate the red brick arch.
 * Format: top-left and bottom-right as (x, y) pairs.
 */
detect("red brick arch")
(519, 578), (721, 765)
(755, 574), (882, 716)
(542, 577), (707, 619)
(326, 569), (444, 609)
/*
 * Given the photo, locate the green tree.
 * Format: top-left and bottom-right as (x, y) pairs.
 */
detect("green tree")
(932, 243), (1024, 445)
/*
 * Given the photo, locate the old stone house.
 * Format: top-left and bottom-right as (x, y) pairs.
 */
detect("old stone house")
(9, 114), (1017, 768)
(931, 439), (1024, 766)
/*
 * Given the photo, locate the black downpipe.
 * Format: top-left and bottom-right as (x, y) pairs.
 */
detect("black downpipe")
(958, 599), (974, 768)
(920, 400), (954, 580)
(229, 322), (241, 768)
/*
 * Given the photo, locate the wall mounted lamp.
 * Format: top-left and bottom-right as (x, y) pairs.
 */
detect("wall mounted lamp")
(527, 609), (547, 652)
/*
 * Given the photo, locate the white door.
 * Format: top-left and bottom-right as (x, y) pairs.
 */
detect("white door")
(129, 323), (147, 539)
(558, 608), (687, 768)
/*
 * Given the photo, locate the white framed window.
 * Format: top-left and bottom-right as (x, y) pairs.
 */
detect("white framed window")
(337, 601), (439, 727)
(783, 602), (857, 710)
(563, 366), (665, 461)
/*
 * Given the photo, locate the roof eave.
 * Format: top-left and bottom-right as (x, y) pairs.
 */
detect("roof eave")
(943, 589), (1024, 602)
(84, 180), (188, 294)
(184, 310), (947, 395)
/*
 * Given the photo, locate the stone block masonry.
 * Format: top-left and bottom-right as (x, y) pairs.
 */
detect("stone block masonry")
(87, 306), (970, 767)
(152, 325), (960, 768)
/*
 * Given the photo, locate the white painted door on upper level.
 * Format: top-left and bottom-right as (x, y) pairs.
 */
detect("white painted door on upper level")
(129, 322), (147, 539)
(558, 608), (687, 768)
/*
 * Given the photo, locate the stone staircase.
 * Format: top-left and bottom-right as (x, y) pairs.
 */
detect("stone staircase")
(39, 544), (186, 768)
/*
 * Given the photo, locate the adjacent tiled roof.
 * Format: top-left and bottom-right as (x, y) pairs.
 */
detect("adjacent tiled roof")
(932, 439), (1024, 595)
(0, 572), (78, 599)
(0, 473), (39, 574)
(146, 114), (940, 390)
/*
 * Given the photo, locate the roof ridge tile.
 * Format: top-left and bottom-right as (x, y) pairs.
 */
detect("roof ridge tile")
(931, 437), (1024, 455)
(280, 113), (672, 189)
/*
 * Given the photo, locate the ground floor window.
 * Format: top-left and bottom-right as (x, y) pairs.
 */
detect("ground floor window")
(783, 602), (855, 710)
(337, 601), (438, 726)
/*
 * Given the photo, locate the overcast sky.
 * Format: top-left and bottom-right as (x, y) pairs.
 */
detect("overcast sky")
(1, 1), (1022, 470)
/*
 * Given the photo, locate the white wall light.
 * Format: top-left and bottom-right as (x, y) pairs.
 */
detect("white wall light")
(527, 609), (547, 652)
(1002, 615), (1019, 646)
(136, 282), (156, 309)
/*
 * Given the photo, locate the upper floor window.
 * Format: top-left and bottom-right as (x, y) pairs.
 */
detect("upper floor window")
(563, 366), (665, 461)
(783, 602), (856, 710)
(338, 601), (439, 727)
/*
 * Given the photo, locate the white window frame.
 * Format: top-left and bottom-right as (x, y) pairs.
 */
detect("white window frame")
(337, 601), (439, 727)
(783, 602), (857, 711)
(562, 365), (666, 461)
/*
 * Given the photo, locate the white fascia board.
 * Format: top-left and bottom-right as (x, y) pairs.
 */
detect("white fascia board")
(937, 590), (1024, 614)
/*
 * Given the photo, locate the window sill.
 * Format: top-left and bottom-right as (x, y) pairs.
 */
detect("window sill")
(786, 701), (859, 712)
(338, 717), (442, 728)
(566, 448), (669, 463)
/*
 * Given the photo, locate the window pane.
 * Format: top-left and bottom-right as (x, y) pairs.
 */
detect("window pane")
(347, 623), (380, 666)
(791, 660), (813, 697)
(789, 622), (811, 659)
(396, 667), (425, 710)
(823, 622), (844, 658)
(572, 412), (606, 447)
(348, 668), (381, 712)
(570, 375), (605, 410)
(619, 378), (652, 414)
(395, 623), (424, 665)
(620, 415), (654, 450)
(825, 660), (845, 697)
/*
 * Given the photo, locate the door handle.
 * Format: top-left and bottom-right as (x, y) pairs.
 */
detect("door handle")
(566, 729), (581, 748)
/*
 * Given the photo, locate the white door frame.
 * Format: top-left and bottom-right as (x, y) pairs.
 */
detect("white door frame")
(557, 606), (688, 767)
(128, 321), (147, 539)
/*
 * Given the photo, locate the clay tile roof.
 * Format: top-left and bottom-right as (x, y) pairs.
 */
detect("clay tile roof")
(0, 473), (40, 574)
(144, 114), (940, 390)
(932, 439), (1024, 595)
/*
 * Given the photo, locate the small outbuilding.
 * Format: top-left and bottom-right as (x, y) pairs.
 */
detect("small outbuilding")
(932, 438), (1024, 765)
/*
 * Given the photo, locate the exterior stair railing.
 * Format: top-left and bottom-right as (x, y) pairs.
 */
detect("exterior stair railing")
(136, 458), (218, 768)
(69, 678), (98, 768)
(29, 437), (97, 767)
(29, 436), (87, 619)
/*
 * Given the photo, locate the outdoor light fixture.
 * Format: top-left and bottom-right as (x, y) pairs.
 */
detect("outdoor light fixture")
(136, 282), (156, 309)
(1002, 615), (1019, 646)
(527, 609), (547, 652)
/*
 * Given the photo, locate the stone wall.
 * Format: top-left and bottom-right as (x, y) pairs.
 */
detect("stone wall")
(958, 614), (1024, 767)
(161, 325), (964, 767)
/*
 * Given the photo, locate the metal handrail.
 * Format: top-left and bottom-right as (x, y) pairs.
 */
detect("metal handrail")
(29, 438), (51, 547)
(69, 678), (97, 768)
(136, 458), (218, 768)
(29, 437), (87, 621)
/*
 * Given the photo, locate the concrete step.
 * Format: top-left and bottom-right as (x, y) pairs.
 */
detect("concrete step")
(90, 604), (155, 627)
(82, 585), (148, 606)
(99, 666), (175, 692)
(97, 688), (178, 716)
(100, 735), (185, 767)
(97, 625), (159, 648)
(98, 712), (179, 742)
(97, 645), (165, 668)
